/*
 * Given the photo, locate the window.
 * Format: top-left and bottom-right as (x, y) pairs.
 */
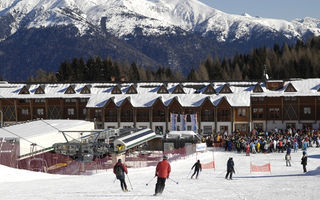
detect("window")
(65, 99), (76, 103)
(187, 126), (192, 131)
(235, 124), (248, 132)
(253, 123), (263, 130)
(303, 107), (311, 115)
(35, 99), (45, 103)
(21, 109), (29, 115)
(80, 99), (88, 103)
(253, 108), (264, 119)
(67, 108), (75, 116)
(237, 108), (246, 117)
(269, 108), (280, 119)
(37, 108), (44, 116)
(284, 97), (297, 101)
(203, 126), (212, 135)
(286, 123), (296, 129)
(95, 110), (102, 117)
(82, 108), (87, 116)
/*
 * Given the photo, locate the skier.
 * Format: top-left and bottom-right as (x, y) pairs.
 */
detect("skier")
(225, 157), (235, 180)
(285, 153), (291, 167)
(246, 143), (250, 156)
(154, 155), (171, 196)
(301, 151), (308, 173)
(113, 159), (128, 192)
(191, 160), (202, 179)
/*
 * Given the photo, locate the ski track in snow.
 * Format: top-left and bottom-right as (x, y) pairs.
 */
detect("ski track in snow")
(1, 148), (320, 200)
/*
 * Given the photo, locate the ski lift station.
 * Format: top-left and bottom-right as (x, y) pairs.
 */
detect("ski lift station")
(0, 120), (95, 158)
(113, 128), (157, 152)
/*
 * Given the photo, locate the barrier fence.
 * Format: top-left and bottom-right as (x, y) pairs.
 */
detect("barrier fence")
(0, 139), (196, 175)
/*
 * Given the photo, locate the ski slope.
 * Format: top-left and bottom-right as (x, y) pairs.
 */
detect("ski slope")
(1, 148), (320, 200)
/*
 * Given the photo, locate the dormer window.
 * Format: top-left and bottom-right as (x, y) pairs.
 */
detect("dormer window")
(19, 86), (30, 94)
(111, 85), (122, 94)
(284, 83), (297, 92)
(203, 84), (216, 94)
(253, 84), (263, 93)
(65, 85), (76, 94)
(80, 85), (91, 94)
(35, 85), (45, 94)
(126, 85), (137, 94)
(172, 84), (185, 94)
(157, 85), (169, 94)
(220, 84), (232, 94)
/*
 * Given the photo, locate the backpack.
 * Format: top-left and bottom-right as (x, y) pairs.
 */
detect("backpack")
(115, 165), (123, 177)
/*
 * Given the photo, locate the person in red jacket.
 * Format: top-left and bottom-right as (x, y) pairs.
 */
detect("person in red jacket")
(154, 155), (171, 196)
(113, 159), (128, 192)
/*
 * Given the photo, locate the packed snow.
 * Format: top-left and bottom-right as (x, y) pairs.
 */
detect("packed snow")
(1, 147), (319, 200)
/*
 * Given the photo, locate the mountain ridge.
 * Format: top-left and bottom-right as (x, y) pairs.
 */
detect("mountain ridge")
(0, 0), (319, 80)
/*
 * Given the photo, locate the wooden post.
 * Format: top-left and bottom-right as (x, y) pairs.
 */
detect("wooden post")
(14, 99), (18, 122)
(45, 99), (48, 119)
(133, 108), (137, 128)
(30, 99), (33, 120)
(149, 108), (153, 129)
(117, 107), (121, 128)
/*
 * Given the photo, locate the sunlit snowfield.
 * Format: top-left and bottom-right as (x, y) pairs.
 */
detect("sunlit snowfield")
(1, 148), (319, 200)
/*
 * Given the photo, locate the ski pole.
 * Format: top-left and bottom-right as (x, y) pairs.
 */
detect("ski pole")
(126, 174), (133, 190)
(113, 177), (117, 183)
(168, 177), (179, 184)
(186, 169), (192, 178)
(146, 176), (156, 186)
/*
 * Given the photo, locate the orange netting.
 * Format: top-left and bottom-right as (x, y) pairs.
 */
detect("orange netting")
(201, 161), (215, 169)
(250, 163), (271, 172)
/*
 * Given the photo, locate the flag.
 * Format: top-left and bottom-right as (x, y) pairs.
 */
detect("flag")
(191, 114), (197, 133)
(170, 113), (177, 131)
(180, 114), (186, 131)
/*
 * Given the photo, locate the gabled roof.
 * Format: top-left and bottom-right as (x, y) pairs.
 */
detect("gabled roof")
(284, 83), (297, 92)
(125, 84), (138, 94)
(80, 85), (91, 94)
(64, 85), (76, 94)
(34, 85), (45, 94)
(111, 85), (122, 94)
(215, 96), (231, 107)
(203, 84), (216, 94)
(157, 84), (169, 94)
(253, 84), (263, 93)
(172, 84), (185, 94)
(19, 85), (30, 94)
(219, 84), (232, 94)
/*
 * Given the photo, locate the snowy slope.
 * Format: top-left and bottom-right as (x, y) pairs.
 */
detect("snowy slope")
(0, 148), (319, 200)
(0, 0), (319, 40)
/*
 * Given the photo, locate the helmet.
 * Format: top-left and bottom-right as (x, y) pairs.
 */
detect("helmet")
(118, 159), (122, 162)
(163, 155), (168, 160)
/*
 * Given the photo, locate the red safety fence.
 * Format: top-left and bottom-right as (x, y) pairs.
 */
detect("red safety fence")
(1, 140), (196, 175)
(201, 161), (215, 169)
(250, 162), (271, 173)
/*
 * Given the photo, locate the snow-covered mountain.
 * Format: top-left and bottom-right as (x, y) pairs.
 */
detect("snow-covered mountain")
(1, 0), (319, 41)
(0, 0), (320, 80)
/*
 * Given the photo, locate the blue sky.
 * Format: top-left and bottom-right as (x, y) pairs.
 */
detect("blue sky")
(199, 0), (320, 20)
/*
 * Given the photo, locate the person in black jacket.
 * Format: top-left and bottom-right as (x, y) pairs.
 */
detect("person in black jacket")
(301, 151), (308, 173)
(191, 160), (202, 179)
(225, 157), (235, 180)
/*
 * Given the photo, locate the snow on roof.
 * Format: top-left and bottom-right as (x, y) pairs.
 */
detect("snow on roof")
(0, 79), (320, 108)
(0, 120), (95, 156)
(0, 120), (94, 138)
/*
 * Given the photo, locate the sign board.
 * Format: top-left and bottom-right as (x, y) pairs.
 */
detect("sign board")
(196, 143), (207, 152)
